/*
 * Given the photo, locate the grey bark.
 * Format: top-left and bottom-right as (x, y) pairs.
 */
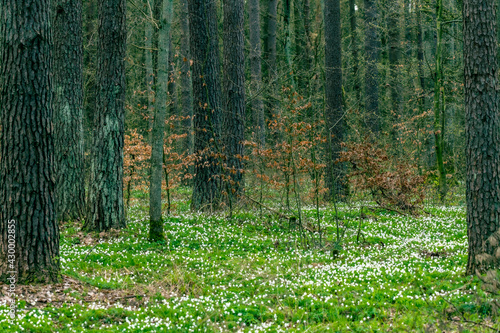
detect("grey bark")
(324, 0), (347, 201)
(53, 0), (85, 221)
(149, 0), (173, 241)
(364, 0), (380, 134)
(85, 0), (127, 231)
(145, 0), (155, 144)
(249, 0), (265, 146)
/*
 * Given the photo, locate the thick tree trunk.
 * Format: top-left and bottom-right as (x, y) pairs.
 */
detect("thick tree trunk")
(249, 0), (265, 146)
(188, 0), (223, 211)
(364, 0), (380, 134)
(83, 0), (97, 176)
(324, 0), (347, 201)
(85, 0), (127, 231)
(53, 0), (85, 222)
(180, 0), (193, 157)
(0, 0), (60, 283)
(149, 0), (173, 242)
(464, 0), (500, 275)
(223, 0), (246, 200)
(52, 0), (85, 220)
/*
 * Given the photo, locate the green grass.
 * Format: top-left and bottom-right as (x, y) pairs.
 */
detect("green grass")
(0, 201), (497, 332)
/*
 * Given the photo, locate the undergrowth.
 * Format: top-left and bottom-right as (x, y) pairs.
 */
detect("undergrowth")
(0, 200), (497, 332)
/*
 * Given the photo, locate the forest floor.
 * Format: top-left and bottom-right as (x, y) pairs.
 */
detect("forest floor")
(0, 197), (498, 332)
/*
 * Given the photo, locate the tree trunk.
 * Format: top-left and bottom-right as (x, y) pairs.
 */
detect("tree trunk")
(188, 0), (223, 211)
(145, 0), (155, 144)
(53, 0), (85, 221)
(83, 0), (97, 177)
(349, 0), (360, 102)
(264, 0), (278, 122)
(388, 2), (401, 143)
(85, 0), (127, 231)
(464, 0), (500, 275)
(283, 0), (296, 89)
(294, 0), (312, 93)
(433, 0), (448, 202)
(149, 0), (173, 242)
(324, 0), (347, 201)
(223, 0), (246, 200)
(180, 0), (194, 179)
(364, 0), (380, 134)
(0, 0), (60, 283)
(249, 0), (265, 146)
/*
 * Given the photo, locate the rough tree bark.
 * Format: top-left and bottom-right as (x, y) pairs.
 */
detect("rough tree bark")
(0, 0), (60, 283)
(324, 0), (347, 201)
(149, 0), (173, 242)
(223, 0), (246, 201)
(249, 0), (265, 146)
(188, 0), (223, 211)
(85, 0), (127, 231)
(464, 0), (500, 275)
(364, 0), (380, 134)
(53, 0), (85, 222)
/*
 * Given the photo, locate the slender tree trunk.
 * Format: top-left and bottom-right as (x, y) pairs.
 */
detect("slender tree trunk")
(388, 2), (401, 142)
(180, 0), (194, 180)
(433, 0), (448, 202)
(145, 0), (155, 144)
(85, 0), (127, 231)
(265, 0), (278, 122)
(283, 0), (296, 89)
(325, 0), (347, 201)
(188, 0), (223, 211)
(223, 0), (246, 200)
(294, 0), (311, 92)
(0, 0), (60, 283)
(249, 0), (265, 146)
(364, 0), (380, 134)
(349, 0), (360, 102)
(416, 0), (425, 109)
(53, 0), (85, 221)
(464, 0), (500, 275)
(149, 0), (173, 242)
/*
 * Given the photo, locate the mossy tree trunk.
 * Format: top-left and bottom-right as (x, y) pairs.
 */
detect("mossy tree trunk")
(149, 0), (173, 242)
(85, 0), (127, 231)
